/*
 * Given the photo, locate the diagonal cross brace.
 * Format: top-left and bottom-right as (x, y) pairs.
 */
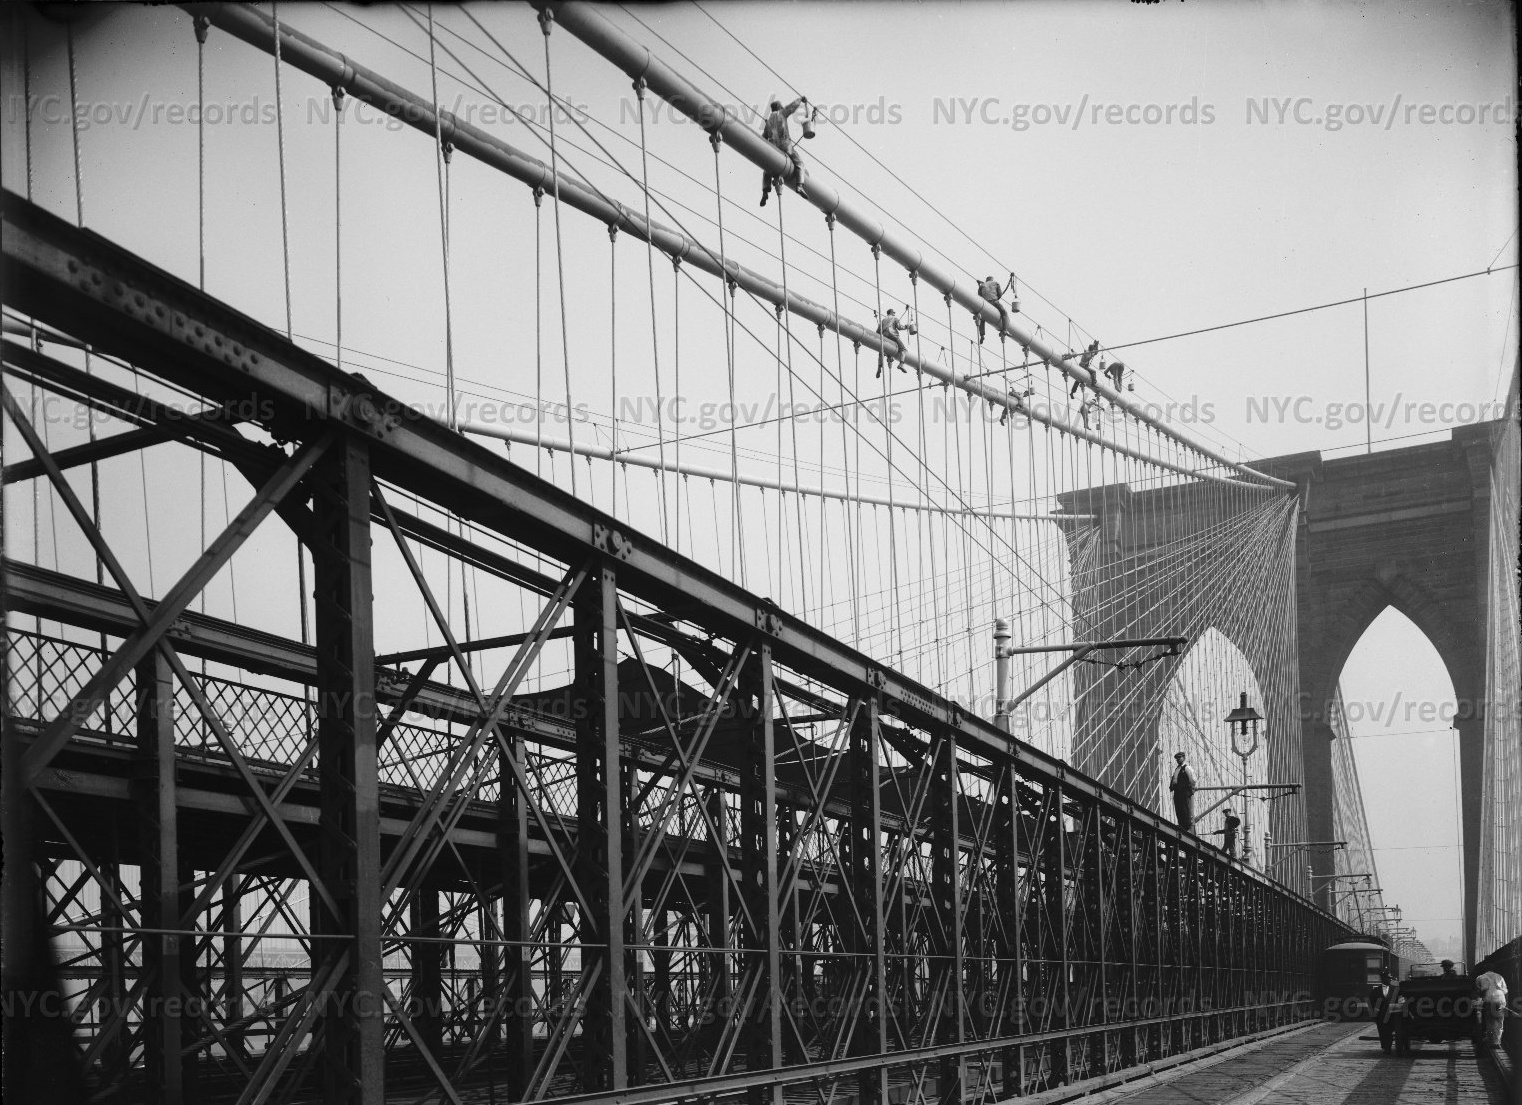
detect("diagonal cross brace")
(4, 385), (333, 783)
(3, 389), (346, 922)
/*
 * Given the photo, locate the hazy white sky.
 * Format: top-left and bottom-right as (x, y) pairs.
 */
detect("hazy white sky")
(3, 0), (1514, 954)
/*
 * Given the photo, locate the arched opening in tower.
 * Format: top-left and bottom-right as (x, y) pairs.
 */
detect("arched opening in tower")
(1338, 607), (1462, 964)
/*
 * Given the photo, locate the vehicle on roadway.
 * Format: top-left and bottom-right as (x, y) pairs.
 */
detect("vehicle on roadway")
(1393, 965), (1484, 1056)
(1318, 938), (1405, 1020)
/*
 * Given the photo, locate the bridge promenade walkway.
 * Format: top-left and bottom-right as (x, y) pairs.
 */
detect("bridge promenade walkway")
(1057, 1022), (1509, 1105)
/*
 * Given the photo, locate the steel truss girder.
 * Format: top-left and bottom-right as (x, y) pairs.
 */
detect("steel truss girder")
(1, 188), (1221, 844)
(1, 189), (1355, 1104)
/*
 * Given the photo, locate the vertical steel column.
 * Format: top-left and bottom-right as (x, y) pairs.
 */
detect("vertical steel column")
(847, 696), (887, 1105)
(1186, 857), (1202, 1048)
(930, 733), (964, 1105)
(1167, 846), (1183, 1052)
(1152, 842), (1166, 1051)
(135, 651), (183, 1104)
(739, 643), (782, 1103)
(884, 831), (907, 1052)
(223, 875), (246, 1064)
(498, 736), (534, 1094)
(1116, 820), (1138, 1066)
(652, 908), (672, 1041)
(547, 907), (565, 1023)
(621, 759), (646, 1080)
(1090, 810), (1108, 1068)
(410, 890), (443, 1055)
(1055, 786), (1070, 1084)
(0, 616), (38, 1103)
(309, 432), (384, 1105)
(705, 788), (732, 1052)
(478, 900), (498, 1046)
(967, 870), (987, 1039)
(99, 837), (129, 1078)
(179, 857), (202, 1103)
(574, 565), (628, 1092)
(998, 766), (1023, 1099)
(776, 805), (802, 1063)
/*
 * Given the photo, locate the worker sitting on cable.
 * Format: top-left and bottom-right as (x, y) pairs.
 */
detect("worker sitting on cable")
(875, 309), (914, 377)
(760, 94), (811, 207)
(1068, 341), (1100, 398)
(975, 273), (1019, 344)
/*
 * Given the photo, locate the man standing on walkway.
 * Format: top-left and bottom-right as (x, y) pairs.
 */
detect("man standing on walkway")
(1170, 751), (1196, 832)
(1369, 969), (1399, 1052)
(1475, 968), (1509, 1046)
(1211, 807), (1242, 858)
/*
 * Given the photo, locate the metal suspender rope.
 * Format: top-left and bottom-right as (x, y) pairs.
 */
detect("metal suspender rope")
(824, 216), (859, 646)
(426, 9), (474, 668)
(608, 223), (618, 516)
(64, 23), (103, 607)
(774, 305), (786, 605)
(538, 11), (578, 498)
(673, 257), (684, 556)
(534, 187), (544, 475)
(911, 277), (944, 692)
(946, 296), (975, 703)
(871, 246), (903, 669)
(195, 14), (210, 636)
(333, 84), (343, 374)
(270, 4), (309, 649)
(710, 131), (745, 588)
(271, 6), (294, 344)
(427, 6), (459, 432)
(817, 323), (829, 628)
(774, 189), (808, 618)
(633, 80), (671, 545)
(22, 21), (57, 588)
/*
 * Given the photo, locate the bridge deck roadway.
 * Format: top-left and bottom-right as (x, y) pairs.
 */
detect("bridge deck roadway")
(1081, 1022), (1508, 1105)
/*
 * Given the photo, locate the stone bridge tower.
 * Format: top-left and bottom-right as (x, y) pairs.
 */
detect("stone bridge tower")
(1057, 423), (1503, 963)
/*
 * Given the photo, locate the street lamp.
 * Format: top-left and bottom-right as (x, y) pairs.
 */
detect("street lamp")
(1224, 691), (1263, 864)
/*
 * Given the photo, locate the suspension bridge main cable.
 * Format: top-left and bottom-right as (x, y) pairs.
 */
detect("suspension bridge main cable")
(683, 0), (1278, 467)
(540, 0), (1291, 491)
(228, 0), (1264, 498)
(193, 2), (1284, 675)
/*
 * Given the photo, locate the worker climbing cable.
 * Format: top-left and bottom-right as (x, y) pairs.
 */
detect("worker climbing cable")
(875, 308), (914, 377)
(759, 93), (812, 207)
(1067, 339), (1100, 397)
(975, 273), (1019, 344)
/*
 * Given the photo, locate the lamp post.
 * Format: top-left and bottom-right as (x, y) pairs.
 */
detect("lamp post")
(1310, 872), (1373, 924)
(1224, 691), (1263, 865)
(992, 619), (1012, 733)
